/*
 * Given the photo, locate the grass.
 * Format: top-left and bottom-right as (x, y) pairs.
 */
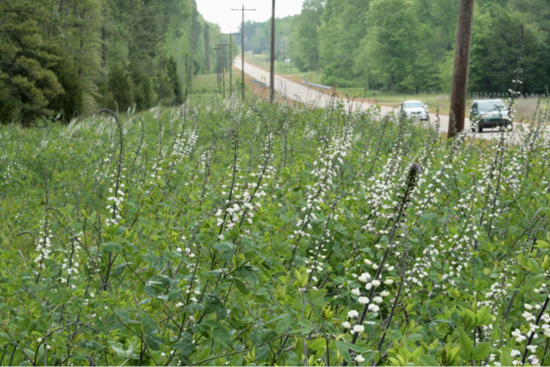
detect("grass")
(244, 52), (324, 85)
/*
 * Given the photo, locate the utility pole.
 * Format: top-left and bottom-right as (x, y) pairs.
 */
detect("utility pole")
(232, 5), (255, 102)
(448, 0), (475, 138)
(222, 32), (240, 96)
(215, 44), (229, 99)
(213, 46), (222, 94)
(270, 0), (276, 103)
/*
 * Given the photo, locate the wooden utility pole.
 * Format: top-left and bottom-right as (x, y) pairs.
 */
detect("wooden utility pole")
(232, 5), (256, 102)
(448, 0), (475, 138)
(270, 0), (276, 103)
(213, 46), (222, 94)
(222, 32), (240, 96)
(215, 44), (229, 99)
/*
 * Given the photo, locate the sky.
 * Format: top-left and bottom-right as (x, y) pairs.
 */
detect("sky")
(196, 0), (305, 33)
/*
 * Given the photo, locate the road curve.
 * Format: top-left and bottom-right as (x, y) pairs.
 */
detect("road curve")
(234, 56), (542, 141)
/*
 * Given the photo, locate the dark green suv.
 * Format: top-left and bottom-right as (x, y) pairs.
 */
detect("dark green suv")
(470, 99), (512, 132)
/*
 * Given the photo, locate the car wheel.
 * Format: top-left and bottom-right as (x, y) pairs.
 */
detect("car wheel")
(478, 125), (483, 133)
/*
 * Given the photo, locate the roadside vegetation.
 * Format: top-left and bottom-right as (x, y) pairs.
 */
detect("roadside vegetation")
(1, 100), (550, 365)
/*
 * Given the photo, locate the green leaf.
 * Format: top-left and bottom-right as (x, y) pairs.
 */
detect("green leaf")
(458, 329), (473, 360)
(336, 340), (370, 354)
(472, 342), (491, 361)
(308, 289), (328, 307)
(145, 335), (164, 351)
(102, 242), (123, 253)
(173, 341), (194, 358)
(212, 327), (231, 346)
(499, 348), (513, 367)
(213, 242), (233, 252)
(234, 278), (250, 295)
(407, 333), (423, 342)
(526, 274), (546, 290)
(419, 355), (440, 366)
(517, 253), (528, 268)
(298, 319), (315, 334)
(528, 258), (541, 273)
(0, 332), (11, 344)
(335, 341), (351, 363)
(476, 306), (492, 326)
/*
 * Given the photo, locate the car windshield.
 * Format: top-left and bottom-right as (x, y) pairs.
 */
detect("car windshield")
(478, 100), (506, 112)
(403, 102), (424, 108)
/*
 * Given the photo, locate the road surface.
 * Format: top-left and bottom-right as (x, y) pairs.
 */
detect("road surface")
(234, 56), (542, 141)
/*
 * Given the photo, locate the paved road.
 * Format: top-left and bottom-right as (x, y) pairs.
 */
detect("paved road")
(234, 56), (540, 141)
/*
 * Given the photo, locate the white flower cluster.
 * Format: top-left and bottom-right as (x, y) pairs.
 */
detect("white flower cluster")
(361, 146), (404, 233)
(406, 240), (439, 290)
(34, 227), (53, 270)
(476, 271), (511, 345)
(60, 233), (83, 284)
(291, 121), (354, 245)
(304, 233), (332, 291)
(303, 124), (317, 140)
(176, 236), (197, 260)
(171, 127), (199, 161)
(216, 132), (275, 239)
(413, 150), (453, 218)
(507, 298), (550, 366)
(343, 259), (394, 335)
(199, 151), (211, 174)
(105, 173), (126, 226)
(149, 148), (168, 184)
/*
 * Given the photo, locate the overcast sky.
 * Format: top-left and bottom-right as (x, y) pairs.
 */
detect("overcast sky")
(196, 0), (305, 33)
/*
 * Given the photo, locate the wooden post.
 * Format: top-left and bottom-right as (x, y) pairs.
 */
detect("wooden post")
(232, 5), (255, 102)
(448, 0), (475, 138)
(270, 0), (276, 103)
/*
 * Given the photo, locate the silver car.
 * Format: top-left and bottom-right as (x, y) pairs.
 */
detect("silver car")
(469, 99), (512, 132)
(399, 100), (429, 121)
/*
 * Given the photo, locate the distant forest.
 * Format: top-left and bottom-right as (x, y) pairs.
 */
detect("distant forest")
(242, 0), (550, 94)
(0, 0), (227, 123)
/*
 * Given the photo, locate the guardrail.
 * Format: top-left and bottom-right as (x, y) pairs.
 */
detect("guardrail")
(251, 79), (267, 88)
(302, 80), (333, 91)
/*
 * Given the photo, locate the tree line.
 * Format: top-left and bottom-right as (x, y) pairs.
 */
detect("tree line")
(0, 0), (225, 124)
(287, 0), (550, 94)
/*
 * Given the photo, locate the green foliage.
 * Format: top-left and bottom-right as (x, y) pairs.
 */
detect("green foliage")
(469, 8), (550, 94)
(0, 1), (64, 123)
(103, 65), (134, 112)
(288, 0), (550, 93)
(290, 0), (324, 71)
(0, 0), (224, 124)
(1, 100), (550, 365)
(354, 0), (424, 92)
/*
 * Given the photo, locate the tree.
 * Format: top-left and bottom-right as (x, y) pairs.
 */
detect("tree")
(290, 0), (324, 71)
(318, 0), (371, 86)
(470, 9), (549, 94)
(0, 1), (64, 123)
(354, 0), (423, 91)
